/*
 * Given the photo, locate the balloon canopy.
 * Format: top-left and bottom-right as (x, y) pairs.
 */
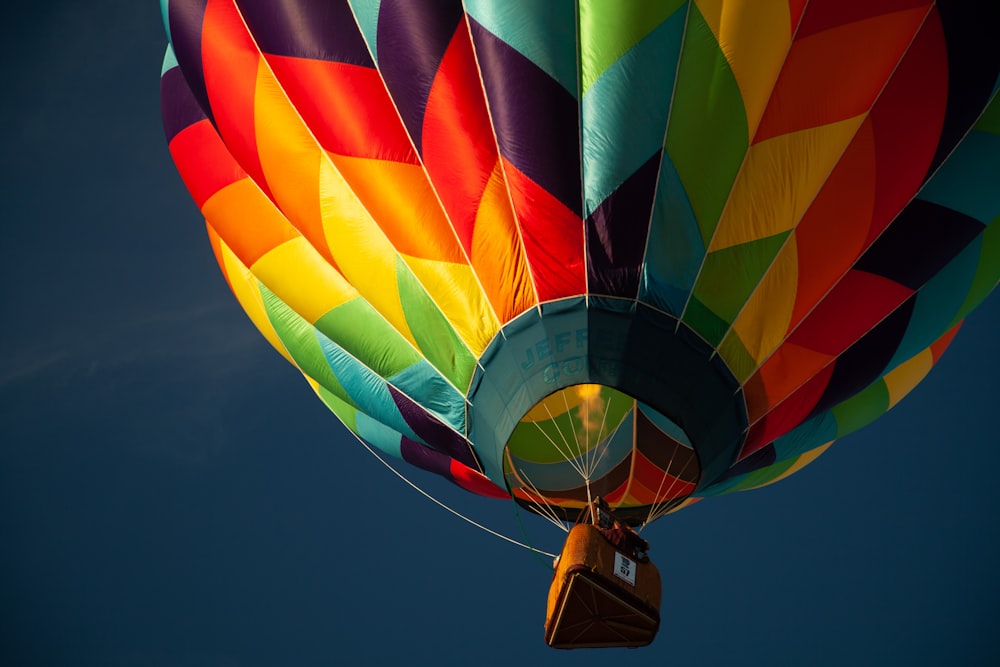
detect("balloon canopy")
(161, 0), (1000, 525)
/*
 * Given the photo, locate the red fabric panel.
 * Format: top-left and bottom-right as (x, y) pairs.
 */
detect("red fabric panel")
(169, 119), (245, 208)
(791, 118), (877, 328)
(502, 159), (586, 301)
(422, 26), (500, 255)
(746, 343), (835, 422)
(449, 460), (509, 499)
(201, 0), (271, 199)
(755, 3), (927, 142)
(265, 55), (418, 163)
(930, 323), (961, 362)
(740, 364), (834, 458)
(788, 0), (808, 33)
(866, 9), (948, 244)
(796, 0), (931, 39)
(789, 270), (914, 356)
(630, 451), (696, 503)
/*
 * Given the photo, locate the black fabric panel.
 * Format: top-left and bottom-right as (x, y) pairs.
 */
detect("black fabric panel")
(855, 199), (984, 290)
(928, 1), (1000, 175)
(808, 297), (915, 419)
(469, 18), (583, 216)
(586, 151), (661, 298)
(235, 0), (374, 66)
(161, 66), (208, 143)
(715, 444), (776, 483)
(377, 0), (465, 155)
(167, 0), (213, 127)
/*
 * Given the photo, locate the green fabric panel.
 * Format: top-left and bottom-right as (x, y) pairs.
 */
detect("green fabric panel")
(831, 380), (890, 438)
(464, 0), (577, 95)
(954, 219), (1000, 323)
(975, 88), (1000, 135)
(315, 335), (419, 442)
(355, 410), (404, 459)
(160, 0), (170, 45)
(259, 284), (354, 407)
(691, 232), (790, 327)
(506, 388), (633, 464)
(387, 362), (466, 432)
(578, 0), (685, 94)
(581, 9), (683, 216)
(920, 130), (1000, 225)
(316, 384), (359, 433)
(665, 4), (748, 245)
(395, 257), (476, 389)
(718, 330), (758, 384)
(718, 457), (797, 494)
(639, 152), (705, 316)
(161, 45), (177, 76)
(772, 412), (839, 461)
(681, 295), (729, 348)
(888, 236), (980, 369)
(314, 298), (423, 381)
(347, 0), (381, 64)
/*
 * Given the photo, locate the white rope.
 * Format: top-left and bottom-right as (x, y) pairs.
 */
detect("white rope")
(514, 468), (571, 532)
(349, 432), (558, 558)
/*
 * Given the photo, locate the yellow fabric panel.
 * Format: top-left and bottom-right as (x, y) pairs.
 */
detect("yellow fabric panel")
(709, 114), (865, 251)
(472, 159), (538, 323)
(317, 158), (417, 346)
(210, 226), (297, 368)
(726, 234), (799, 373)
(745, 442), (833, 490)
(250, 237), (358, 324)
(695, 0), (793, 136)
(331, 154), (467, 264)
(883, 348), (934, 409)
(252, 60), (325, 244)
(402, 254), (500, 356)
(522, 390), (578, 422)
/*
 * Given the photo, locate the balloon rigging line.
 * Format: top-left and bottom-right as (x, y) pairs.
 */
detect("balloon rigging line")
(349, 432), (557, 558)
(584, 397), (628, 484)
(645, 452), (699, 527)
(515, 468), (571, 532)
(646, 440), (694, 523)
(641, 440), (682, 528)
(531, 402), (590, 481)
(558, 390), (590, 479)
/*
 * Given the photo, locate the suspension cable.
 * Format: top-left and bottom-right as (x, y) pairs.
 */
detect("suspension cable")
(349, 432), (557, 558)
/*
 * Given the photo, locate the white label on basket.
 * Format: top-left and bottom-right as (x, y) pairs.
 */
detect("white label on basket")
(613, 552), (636, 586)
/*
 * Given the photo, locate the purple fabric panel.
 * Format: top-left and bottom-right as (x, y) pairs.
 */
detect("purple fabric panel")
(387, 385), (477, 468)
(400, 437), (455, 480)
(167, 0), (213, 127)
(234, 0), (373, 66)
(161, 66), (208, 143)
(375, 0), (465, 155)
(468, 18), (582, 217)
(586, 151), (661, 297)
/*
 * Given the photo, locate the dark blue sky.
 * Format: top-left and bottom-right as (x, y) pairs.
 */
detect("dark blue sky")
(1, 3), (998, 666)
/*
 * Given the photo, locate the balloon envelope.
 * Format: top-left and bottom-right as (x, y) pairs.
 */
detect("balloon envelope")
(160, 0), (1000, 523)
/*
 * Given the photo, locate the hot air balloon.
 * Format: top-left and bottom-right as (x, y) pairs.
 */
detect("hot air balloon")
(160, 0), (1000, 648)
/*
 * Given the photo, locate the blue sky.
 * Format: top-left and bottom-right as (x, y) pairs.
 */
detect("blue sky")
(1, 3), (998, 666)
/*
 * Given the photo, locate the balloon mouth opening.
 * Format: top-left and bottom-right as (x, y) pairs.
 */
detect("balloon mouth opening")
(502, 383), (702, 525)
